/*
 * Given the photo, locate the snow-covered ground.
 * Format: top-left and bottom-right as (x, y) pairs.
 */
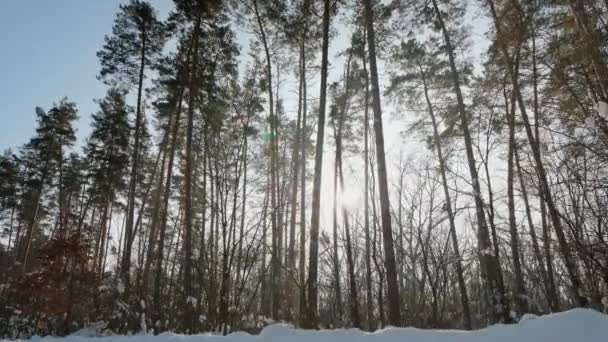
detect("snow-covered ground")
(22, 309), (608, 342)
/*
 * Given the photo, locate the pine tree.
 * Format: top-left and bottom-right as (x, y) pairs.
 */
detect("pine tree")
(305, 0), (332, 328)
(363, 0), (401, 326)
(18, 100), (78, 273)
(0, 150), (20, 266)
(84, 88), (131, 275)
(97, 0), (166, 296)
(483, 0), (588, 308)
(387, 39), (472, 329)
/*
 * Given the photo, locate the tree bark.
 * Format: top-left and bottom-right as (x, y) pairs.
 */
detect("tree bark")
(181, 14), (201, 333)
(252, 0), (281, 320)
(432, 0), (510, 323)
(362, 35), (374, 331)
(336, 52), (361, 329)
(331, 136), (343, 325)
(529, 8), (559, 312)
(122, 24), (147, 295)
(153, 67), (185, 334)
(287, 45), (303, 320)
(305, 0), (331, 328)
(364, 0), (401, 326)
(298, 29), (309, 325)
(485, 0), (587, 307)
(419, 63), (472, 329)
(506, 76), (527, 316)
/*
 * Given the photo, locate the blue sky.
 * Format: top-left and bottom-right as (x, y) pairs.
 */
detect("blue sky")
(0, 0), (172, 151)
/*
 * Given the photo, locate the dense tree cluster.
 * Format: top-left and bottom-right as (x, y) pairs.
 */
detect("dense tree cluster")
(1, 0), (607, 338)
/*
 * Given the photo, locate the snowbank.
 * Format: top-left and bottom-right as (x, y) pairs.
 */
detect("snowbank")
(24, 309), (607, 342)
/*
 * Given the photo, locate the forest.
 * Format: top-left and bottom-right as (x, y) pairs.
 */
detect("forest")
(0, 0), (607, 338)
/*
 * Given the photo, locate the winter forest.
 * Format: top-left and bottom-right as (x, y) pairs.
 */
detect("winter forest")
(0, 0), (608, 338)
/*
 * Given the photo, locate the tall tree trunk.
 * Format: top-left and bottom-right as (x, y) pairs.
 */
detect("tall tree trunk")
(432, 0), (510, 323)
(5, 206), (15, 268)
(506, 76), (527, 316)
(197, 124), (209, 328)
(370, 177), (385, 328)
(22, 165), (49, 273)
(332, 137), (343, 326)
(419, 64), (472, 329)
(482, 146), (505, 292)
(182, 14), (201, 333)
(364, 0), (401, 326)
(515, 145), (556, 311)
(298, 34), (309, 326)
(153, 75), (185, 334)
(335, 50), (360, 328)
(208, 151), (218, 325)
(57, 143), (65, 238)
(485, 0), (587, 307)
(235, 126), (248, 316)
(362, 35), (374, 331)
(260, 168), (270, 316)
(274, 62), (285, 319)
(252, 0), (281, 320)
(338, 147), (360, 328)
(529, 8), (559, 312)
(96, 199), (112, 276)
(122, 25), (147, 295)
(142, 132), (169, 309)
(305, 0), (331, 328)
(541, 194), (559, 309)
(288, 53), (303, 319)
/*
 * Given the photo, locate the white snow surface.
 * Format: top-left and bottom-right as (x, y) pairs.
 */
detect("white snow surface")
(21, 309), (608, 342)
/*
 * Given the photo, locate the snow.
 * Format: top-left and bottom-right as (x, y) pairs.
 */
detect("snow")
(66, 322), (109, 338)
(21, 309), (608, 342)
(520, 313), (539, 322)
(596, 101), (608, 119)
(480, 248), (493, 256)
(186, 296), (198, 307)
(116, 280), (125, 295)
(585, 116), (596, 129)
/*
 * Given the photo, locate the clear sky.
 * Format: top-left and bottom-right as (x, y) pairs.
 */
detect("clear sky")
(0, 0), (172, 151)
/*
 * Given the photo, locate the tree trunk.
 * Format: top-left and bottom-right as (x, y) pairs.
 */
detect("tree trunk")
(122, 25), (147, 295)
(142, 131), (169, 311)
(529, 11), (560, 312)
(485, 0), (587, 307)
(305, 0), (331, 328)
(419, 64), (472, 330)
(331, 138), (343, 326)
(235, 126), (248, 317)
(153, 70), (185, 334)
(252, 0), (281, 320)
(298, 6), (309, 323)
(506, 77), (527, 316)
(335, 50), (360, 328)
(288, 52), (304, 319)
(432, 0), (510, 323)
(96, 199), (112, 276)
(364, 0), (401, 326)
(515, 145), (557, 312)
(181, 14), (201, 333)
(22, 165), (49, 273)
(362, 35), (374, 331)
(339, 148), (360, 328)
(260, 169), (270, 316)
